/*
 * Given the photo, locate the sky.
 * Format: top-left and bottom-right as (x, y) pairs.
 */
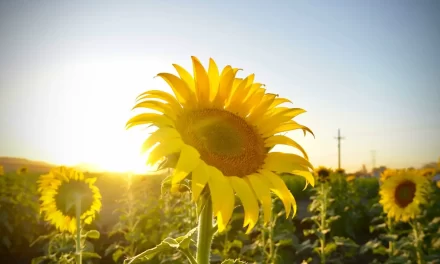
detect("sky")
(0, 0), (439, 173)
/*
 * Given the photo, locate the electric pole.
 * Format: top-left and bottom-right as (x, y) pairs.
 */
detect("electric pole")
(334, 129), (345, 169)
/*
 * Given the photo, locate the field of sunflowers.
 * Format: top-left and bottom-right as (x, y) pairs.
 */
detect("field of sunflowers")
(1, 58), (440, 264)
(1, 164), (439, 264)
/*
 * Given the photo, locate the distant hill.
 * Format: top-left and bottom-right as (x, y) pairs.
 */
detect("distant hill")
(0, 157), (55, 174)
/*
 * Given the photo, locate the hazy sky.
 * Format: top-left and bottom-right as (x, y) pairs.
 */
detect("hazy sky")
(1, 0), (439, 173)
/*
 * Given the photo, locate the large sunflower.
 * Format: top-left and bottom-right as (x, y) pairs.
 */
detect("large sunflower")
(38, 166), (102, 233)
(379, 169), (429, 222)
(127, 57), (314, 233)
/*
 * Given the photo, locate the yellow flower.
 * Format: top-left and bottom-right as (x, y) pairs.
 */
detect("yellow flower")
(127, 57), (314, 233)
(380, 168), (397, 183)
(419, 168), (436, 179)
(437, 181), (440, 189)
(315, 166), (332, 183)
(0, 165), (4, 176)
(335, 168), (345, 175)
(379, 169), (429, 222)
(346, 175), (356, 182)
(38, 166), (102, 233)
(17, 167), (28, 175)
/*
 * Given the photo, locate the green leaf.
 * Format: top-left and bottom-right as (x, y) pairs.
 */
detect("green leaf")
(85, 230), (100, 240)
(31, 256), (49, 264)
(370, 223), (386, 233)
(221, 259), (248, 264)
(333, 236), (358, 248)
(82, 252), (102, 259)
(379, 234), (398, 242)
(113, 248), (125, 262)
(275, 239), (292, 247)
(324, 242), (337, 255)
(175, 227), (197, 249)
(124, 237), (179, 264)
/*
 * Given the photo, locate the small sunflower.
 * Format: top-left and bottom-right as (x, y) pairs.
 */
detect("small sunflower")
(0, 165), (4, 176)
(379, 169), (429, 222)
(38, 166), (102, 233)
(437, 181), (440, 189)
(335, 168), (345, 175)
(419, 168), (436, 179)
(17, 166), (28, 175)
(315, 166), (331, 183)
(127, 57), (314, 233)
(346, 175), (356, 182)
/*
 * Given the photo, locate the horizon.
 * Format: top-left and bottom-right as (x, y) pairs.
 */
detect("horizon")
(1, 0), (439, 173)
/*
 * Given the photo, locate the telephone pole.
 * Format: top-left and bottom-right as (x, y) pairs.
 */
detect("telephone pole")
(334, 129), (345, 169)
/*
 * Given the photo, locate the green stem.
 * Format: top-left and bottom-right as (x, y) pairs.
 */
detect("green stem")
(196, 195), (214, 264)
(181, 249), (198, 264)
(75, 195), (82, 264)
(320, 183), (327, 264)
(412, 221), (424, 264)
(387, 217), (395, 257)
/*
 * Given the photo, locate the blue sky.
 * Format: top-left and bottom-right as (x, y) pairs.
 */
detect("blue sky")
(0, 0), (439, 172)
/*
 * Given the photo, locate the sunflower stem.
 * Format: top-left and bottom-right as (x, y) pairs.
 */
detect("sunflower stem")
(387, 217), (395, 257)
(196, 195), (213, 264)
(320, 182), (327, 264)
(75, 195), (82, 264)
(412, 221), (425, 264)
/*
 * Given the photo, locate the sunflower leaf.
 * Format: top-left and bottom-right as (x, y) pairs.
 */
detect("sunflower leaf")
(84, 230), (100, 240)
(123, 238), (180, 264)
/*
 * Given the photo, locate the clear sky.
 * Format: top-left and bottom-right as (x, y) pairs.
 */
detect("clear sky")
(1, 0), (439, 173)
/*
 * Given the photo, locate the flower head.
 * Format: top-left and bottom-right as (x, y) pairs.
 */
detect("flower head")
(315, 166), (332, 183)
(127, 57), (314, 233)
(0, 165), (4, 176)
(379, 169), (430, 222)
(38, 166), (102, 233)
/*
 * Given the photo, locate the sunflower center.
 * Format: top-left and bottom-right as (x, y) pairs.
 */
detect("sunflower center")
(394, 180), (416, 208)
(176, 108), (266, 177)
(55, 180), (94, 217)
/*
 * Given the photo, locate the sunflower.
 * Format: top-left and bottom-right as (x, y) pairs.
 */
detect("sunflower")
(315, 166), (331, 183)
(38, 166), (102, 233)
(0, 165), (4, 176)
(379, 169), (429, 222)
(17, 166), (28, 175)
(419, 168), (436, 179)
(346, 175), (356, 182)
(335, 168), (345, 175)
(126, 57), (314, 233)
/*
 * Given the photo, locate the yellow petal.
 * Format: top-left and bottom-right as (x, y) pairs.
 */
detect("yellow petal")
(141, 127), (181, 153)
(263, 120), (314, 138)
(207, 166), (234, 233)
(191, 160), (211, 202)
(290, 170), (315, 188)
(264, 152), (313, 173)
(229, 176), (259, 234)
(246, 174), (272, 224)
(213, 66), (239, 108)
(157, 72), (193, 105)
(131, 100), (177, 120)
(192, 56), (210, 107)
(147, 138), (184, 166)
(172, 63), (196, 93)
(269, 97), (292, 109)
(136, 90), (182, 110)
(259, 169), (296, 218)
(246, 93), (277, 122)
(172, 144), (201, 184)
(264, 135), (309, 160)
(208, 58), (220, 102)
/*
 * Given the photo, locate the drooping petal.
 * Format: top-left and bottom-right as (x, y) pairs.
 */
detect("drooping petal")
(259, 169), (296, 218)
(141, 127), (181, 153)
(262, 120), (315, 138)
(136, 90), (182, 110)
(247, 94), (277, 122)
(229, 176), (259, 233)
(264, 152), (313, 173)
(246, 174), (272, 224)
(172, 144), (201, 184)
(207, 166), (235, 233)
(147, 138), (184, 166)
(132, 100), (178, 120)
(191, 160), (211, 202)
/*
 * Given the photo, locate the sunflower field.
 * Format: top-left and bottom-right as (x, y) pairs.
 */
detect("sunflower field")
(1, 58), (440, 264)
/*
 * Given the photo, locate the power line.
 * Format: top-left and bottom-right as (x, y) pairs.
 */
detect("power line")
(334, 129), (346, 169)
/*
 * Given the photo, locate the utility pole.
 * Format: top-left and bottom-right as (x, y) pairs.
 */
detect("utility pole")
(371, 150), (376, 171)
(334, 129), (345, 169)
